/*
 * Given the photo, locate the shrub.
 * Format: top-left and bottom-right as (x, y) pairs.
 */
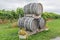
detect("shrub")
(42, 12), (60, 20)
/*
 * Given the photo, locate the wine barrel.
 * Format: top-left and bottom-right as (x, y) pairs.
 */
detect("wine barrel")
(18, 17), (29, 29)
(24, 3), (43, 16)
(39, 17), (46, 29)
(26, 17), (37, 31)
(18, 17), (37, 32)
(18, 17), (26, 28)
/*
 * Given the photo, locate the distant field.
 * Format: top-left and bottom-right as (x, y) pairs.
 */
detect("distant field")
(0, 19), (60, 40)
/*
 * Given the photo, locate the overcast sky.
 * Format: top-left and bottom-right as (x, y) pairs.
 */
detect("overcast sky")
(0, 0), (60, 14)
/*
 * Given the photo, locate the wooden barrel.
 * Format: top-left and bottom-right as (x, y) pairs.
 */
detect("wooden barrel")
(24, 3), (43, 16)
(26, 17), (37, 31)
(18, 17), (25, 28)
(18, 17), (37, 32)
(18, 17), (30, 29)
(39, 17), (46, 29)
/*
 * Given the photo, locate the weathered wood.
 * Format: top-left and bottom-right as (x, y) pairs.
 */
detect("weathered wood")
(18, 17), (26, 28)
(24, 3), (43, 16)
(39, 17), (46, 29)
(24, 14), (34, 17)
(18, 17), (37, 32)
(26, 17), (37, 31)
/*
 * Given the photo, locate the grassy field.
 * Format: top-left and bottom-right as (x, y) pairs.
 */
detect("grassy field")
(0, 19), (60, 40)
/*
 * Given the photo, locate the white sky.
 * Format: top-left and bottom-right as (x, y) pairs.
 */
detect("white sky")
(0, 0), (60, 14)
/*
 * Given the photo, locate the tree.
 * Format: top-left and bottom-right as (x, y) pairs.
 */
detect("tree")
(16, 7), (24, 17)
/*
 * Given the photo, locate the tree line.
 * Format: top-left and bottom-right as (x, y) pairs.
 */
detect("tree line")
(0, 8), (24, 20)
(0, 7), (60, 21)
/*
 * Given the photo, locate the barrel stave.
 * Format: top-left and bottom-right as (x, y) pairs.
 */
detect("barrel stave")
(24, 3), (43, 16)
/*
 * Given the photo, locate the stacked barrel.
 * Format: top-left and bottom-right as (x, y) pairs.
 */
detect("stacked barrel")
(18, 3), (46, 32)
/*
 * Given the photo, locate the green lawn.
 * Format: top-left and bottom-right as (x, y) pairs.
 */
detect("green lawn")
(0, 19), (60, 40)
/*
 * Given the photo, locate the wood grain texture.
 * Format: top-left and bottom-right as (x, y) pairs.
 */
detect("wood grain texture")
(24, 3), (43, 16)
(18, 17), (37, 32)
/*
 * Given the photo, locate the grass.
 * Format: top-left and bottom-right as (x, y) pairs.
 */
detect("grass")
(0, 19), (60, 40)
(0, 23), (19, 40)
